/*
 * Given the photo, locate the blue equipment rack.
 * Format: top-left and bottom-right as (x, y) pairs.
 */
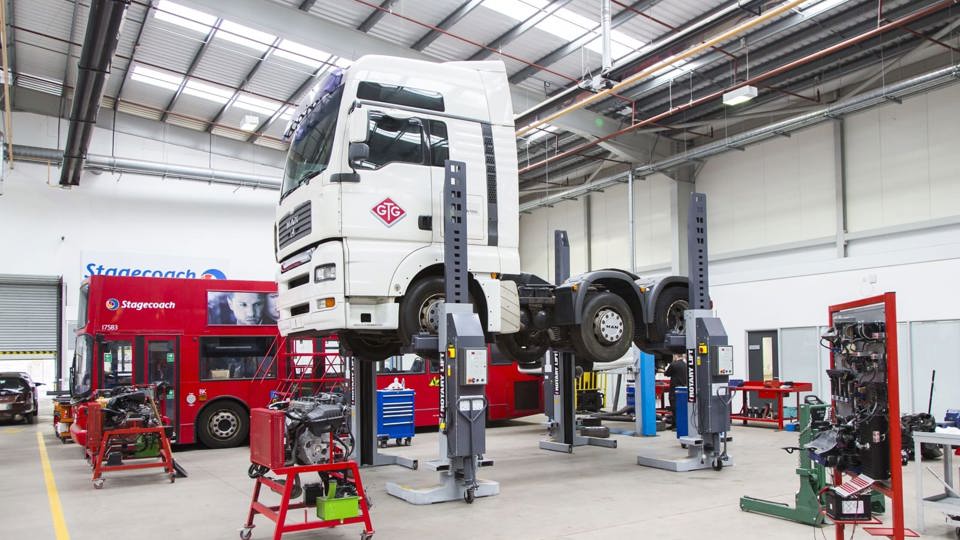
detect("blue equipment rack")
(376, 389), (415, 447)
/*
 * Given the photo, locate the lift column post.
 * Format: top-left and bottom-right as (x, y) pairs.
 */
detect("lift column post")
(347, 356), (418, 469)
(540, 230), (616, 453)
(386, 160), (499, 505)
(637, 192), (733, 472)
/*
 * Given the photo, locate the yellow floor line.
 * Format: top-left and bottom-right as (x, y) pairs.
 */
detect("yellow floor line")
(37, 432), (71, 540)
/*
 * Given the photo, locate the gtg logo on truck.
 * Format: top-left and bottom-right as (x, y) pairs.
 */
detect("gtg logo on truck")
(372, 197), (406, 227)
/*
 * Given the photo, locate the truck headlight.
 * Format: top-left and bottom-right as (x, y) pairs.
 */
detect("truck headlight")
(315, 263), (336, 282)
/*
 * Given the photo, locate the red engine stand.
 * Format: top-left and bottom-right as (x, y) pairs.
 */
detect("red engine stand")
(85, 402), (176, 489)
(241, 460), (374, 540)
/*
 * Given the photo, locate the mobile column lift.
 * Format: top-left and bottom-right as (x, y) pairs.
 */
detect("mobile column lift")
(636, 192), (734, 472)
(385, 160), (499, 505)
(540, 230), (617, 454)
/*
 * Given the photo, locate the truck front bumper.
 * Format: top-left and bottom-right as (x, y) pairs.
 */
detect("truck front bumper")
(277, 241), (399, 336)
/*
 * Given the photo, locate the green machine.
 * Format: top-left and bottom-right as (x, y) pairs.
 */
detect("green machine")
(740, 397), (884, 526)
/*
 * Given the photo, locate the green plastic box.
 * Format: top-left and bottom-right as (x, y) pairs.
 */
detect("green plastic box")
(316, 481), (360, 521)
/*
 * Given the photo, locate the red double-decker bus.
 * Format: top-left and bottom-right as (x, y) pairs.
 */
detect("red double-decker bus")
(70, 275), (282, 448)
(69, 276), (543, 448)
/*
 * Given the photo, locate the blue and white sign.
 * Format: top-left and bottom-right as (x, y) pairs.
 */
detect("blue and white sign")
(81, 250), (231, 281)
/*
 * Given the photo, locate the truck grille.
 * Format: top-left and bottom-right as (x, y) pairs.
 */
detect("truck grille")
(278, 201), (311, 250)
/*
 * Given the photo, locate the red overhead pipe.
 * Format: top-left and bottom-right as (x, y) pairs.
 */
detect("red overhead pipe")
(519, 0), (960, 175)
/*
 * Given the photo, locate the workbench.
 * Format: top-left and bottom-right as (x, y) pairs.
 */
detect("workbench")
(728, 381), (813, 431)
(913, 430), (960, 536)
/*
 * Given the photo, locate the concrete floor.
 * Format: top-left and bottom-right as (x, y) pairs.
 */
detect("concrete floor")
(2, 403), (957, 540)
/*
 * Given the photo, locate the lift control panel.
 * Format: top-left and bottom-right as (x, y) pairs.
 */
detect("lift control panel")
(715, 346), (734, 376)
(462, 348), (488, 385)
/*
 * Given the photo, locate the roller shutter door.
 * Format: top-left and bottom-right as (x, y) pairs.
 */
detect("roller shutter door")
(0, 275), (59, 354)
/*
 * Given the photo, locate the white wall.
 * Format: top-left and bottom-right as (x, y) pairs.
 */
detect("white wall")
(519, 172), (674, 277)
(0, 112), (282, 385)
(696, 121), (837, 253)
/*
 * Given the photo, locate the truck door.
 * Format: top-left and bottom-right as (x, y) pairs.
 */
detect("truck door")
(341, 110), (434, 294)
(431, 118), (486, 244)
(144, 336), (179, 439)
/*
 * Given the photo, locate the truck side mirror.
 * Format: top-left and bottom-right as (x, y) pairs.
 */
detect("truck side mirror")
(347, 109), (368, 143)
(348, 142), (369, 168)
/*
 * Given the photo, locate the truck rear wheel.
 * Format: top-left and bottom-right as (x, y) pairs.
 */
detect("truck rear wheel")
(495, 332), (547, 368)
(649, 285), (689, 343)
(570, 292), (634, 363)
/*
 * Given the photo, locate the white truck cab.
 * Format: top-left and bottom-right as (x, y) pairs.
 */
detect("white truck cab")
(276, 56), (688, 365)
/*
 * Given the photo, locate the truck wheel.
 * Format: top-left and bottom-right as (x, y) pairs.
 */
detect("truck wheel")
(197, 401), (248, 449)
(570, 292), (635, 363)
(649, 286), (688, 343)
(399, 276), (479, 345)
(495, 333), (547, 368)
(342, 333), (401, 361)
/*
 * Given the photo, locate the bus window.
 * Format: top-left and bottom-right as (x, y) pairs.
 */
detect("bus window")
(378, 354), (425, 374)
(77, 283), (89, 327)
(102, 340), (134, 388)
(199, 337), (277, 381)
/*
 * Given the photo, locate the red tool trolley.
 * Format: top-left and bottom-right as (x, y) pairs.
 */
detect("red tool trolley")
(241, 408), (374, 540)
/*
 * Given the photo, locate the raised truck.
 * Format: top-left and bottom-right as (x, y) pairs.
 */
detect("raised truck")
(274, 55), (688, 367)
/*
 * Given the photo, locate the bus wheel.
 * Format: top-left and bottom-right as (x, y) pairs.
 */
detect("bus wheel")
(198, 401), (248, 449)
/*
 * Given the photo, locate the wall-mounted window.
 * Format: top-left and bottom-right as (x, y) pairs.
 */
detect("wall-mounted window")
(199, 336), (277, 381)
(357, 81), (445, 112)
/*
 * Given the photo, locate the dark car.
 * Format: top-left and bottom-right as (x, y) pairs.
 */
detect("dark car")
(0, 372), (41, 424)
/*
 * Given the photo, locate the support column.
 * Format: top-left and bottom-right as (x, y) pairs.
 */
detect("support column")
(833, 119), (848, 258)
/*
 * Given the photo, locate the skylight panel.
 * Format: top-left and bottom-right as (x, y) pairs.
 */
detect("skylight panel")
(154, 0), (216, 34)
(131, 65), (183, 92)
(523, 124), (559, 143)
(183, 79), (233, 104)
(216, 20), (276, 53)
(483, 0), (545, 21)
(234, 94), (284, 116)
(274, 39), (329, 68)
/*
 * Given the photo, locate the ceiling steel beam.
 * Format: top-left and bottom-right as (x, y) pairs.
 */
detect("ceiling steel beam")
(508, 0), (659, 84)
(468, 0), (575, 61)
(206, 36), (282, 131)
(297, 0), (317, 11)
(411, 0), (484, 51)
(357, 0), (399, 33)
(159, 18), (221, 122)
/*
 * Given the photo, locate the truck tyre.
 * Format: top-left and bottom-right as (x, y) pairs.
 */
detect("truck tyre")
(342, 333), (401, 361)
(197, 401), (248, 449)
(570, 292), (635, 363)
(495, 333), (547, 368)
(399, 276), (479, 345)
(649, 285), (689, 343)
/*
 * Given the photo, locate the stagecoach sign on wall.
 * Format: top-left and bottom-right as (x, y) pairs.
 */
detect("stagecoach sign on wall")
(81, 250), (232, 281)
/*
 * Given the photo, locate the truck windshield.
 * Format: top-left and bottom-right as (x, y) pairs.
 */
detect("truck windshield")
(72, 335), (93, 397)
(281, 78), (345, 199)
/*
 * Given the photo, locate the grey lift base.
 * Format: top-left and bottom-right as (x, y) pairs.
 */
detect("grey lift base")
(540, 434), (617, 453)
(385, 475), (499, 505)
(636, 436), (734, 472)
